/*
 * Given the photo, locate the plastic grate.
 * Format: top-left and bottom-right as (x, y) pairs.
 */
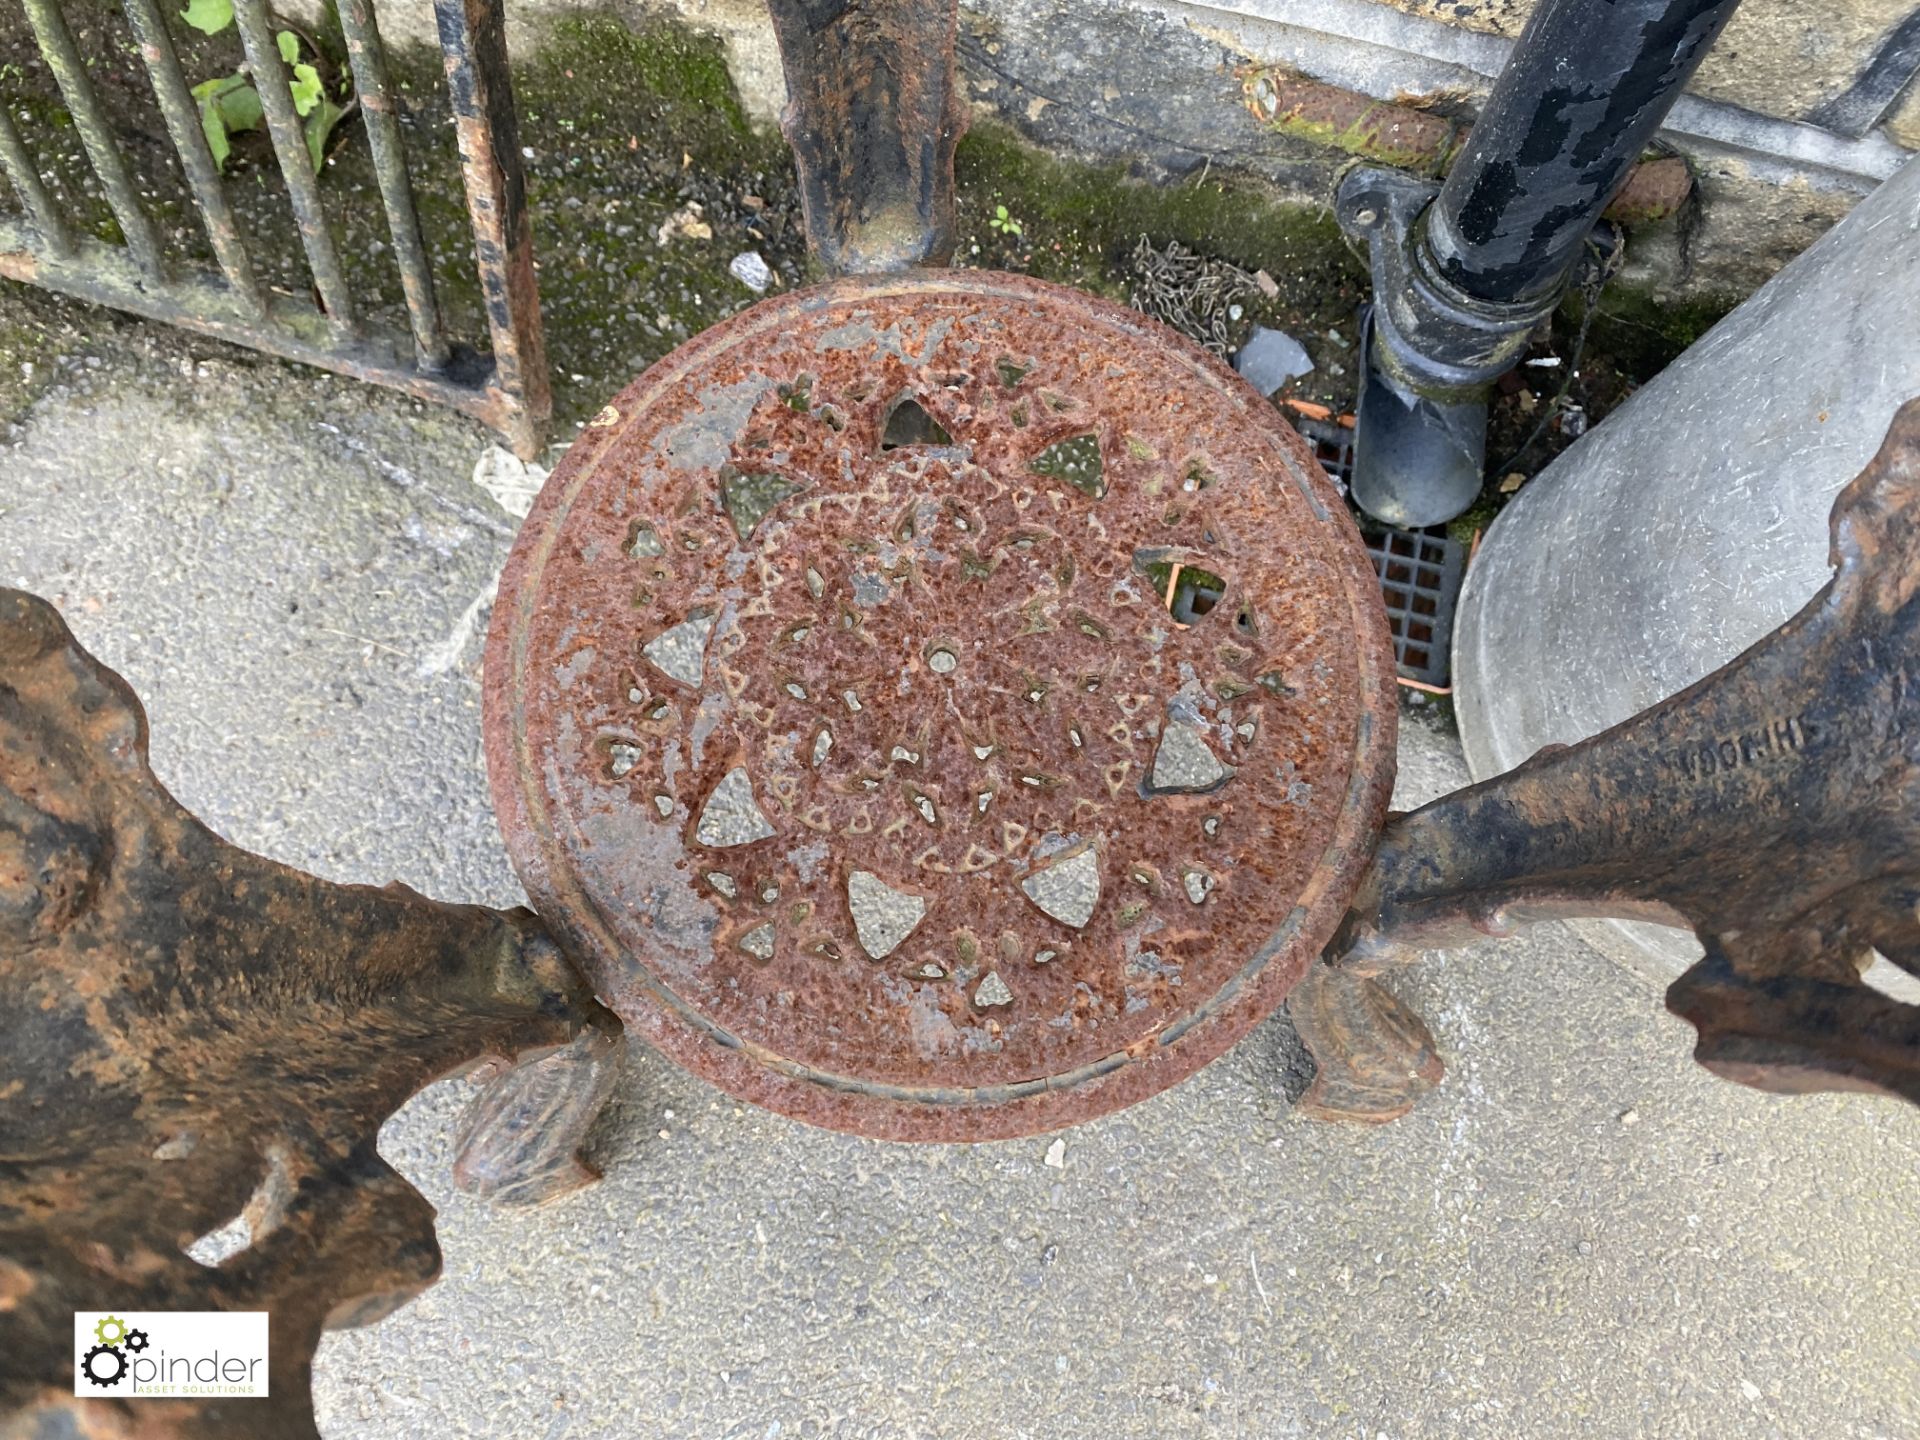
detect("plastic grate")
(1362, 525), (1466, 690)
(1290, 407), (1468, 692)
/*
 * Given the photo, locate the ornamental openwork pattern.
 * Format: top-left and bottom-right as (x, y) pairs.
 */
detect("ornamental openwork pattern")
(485, 270), (1397, 1140)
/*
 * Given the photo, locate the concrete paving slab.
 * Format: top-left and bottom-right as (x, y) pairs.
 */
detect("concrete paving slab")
(2, 316), (1915, 1440)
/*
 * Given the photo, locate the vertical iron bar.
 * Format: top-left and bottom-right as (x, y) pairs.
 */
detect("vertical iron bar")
(120, 0), (263, 316)
(434, 0), (550, 459)
(0, 104), (70, 257)
(21, 0), (162, 279)
(338, 0), (450, 370)
(230, 0), (357, 338)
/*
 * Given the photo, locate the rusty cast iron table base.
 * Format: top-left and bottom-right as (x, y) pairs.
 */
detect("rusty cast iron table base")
(1294, 397), (1920, 1122)
(5, 0), (1919, 1419)
(4, 384), (1916, 1440)
(0, 590), (621, 1437)
(483, 268), (1399, 1141)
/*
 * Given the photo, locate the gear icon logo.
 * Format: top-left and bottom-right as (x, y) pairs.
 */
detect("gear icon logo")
(77, 1315), (154, 1390)
(81, 1343), (126, 1387)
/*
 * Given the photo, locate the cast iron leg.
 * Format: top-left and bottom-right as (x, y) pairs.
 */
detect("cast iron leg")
(455, 1021), (626, 1206)
(1321, 397), (1920, 1115)
(0, 589), (620, 1437)
(1290, 952), (1444, 1123)
(766, 0), (966, 274)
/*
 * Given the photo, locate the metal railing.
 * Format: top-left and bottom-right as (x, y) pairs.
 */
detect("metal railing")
(0, 0), (549, 456)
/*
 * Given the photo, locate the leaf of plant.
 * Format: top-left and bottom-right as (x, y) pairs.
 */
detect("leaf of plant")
(276, 29), (300, 64)
(189, 73), (244, 102)
(179, 0), (233, 35)
(191, 74), (252, 171)
(303, 95), (344, 171)
(197, 94), (230, 170)
(214, 81), (263, 134)
(288, 62), (323, 117)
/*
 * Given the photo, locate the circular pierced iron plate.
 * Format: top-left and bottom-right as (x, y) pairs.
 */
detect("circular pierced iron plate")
(485, 272), (1396, 1140)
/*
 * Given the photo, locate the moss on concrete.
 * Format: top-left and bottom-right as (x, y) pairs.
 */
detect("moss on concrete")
(422, 9), (1730, 467)
(392, 15), (1379, 436)
(404, 14), (804, 435)
(1581, 285), (1735, 381)
(954, 124), (1362, 295)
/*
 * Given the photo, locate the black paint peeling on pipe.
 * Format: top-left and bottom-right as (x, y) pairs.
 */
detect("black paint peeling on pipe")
(1427, 0), (1743, 304)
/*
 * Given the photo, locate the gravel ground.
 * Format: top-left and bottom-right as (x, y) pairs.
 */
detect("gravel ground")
(2, 301), (1916, 1440)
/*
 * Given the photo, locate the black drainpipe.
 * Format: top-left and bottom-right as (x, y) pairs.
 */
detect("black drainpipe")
(1338, 0), (1745, 527)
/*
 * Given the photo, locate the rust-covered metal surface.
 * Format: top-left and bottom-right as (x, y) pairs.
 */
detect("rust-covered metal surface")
(0, 589), (618, 1437)
(485, 269), (1397, 1140)
(767, 0), (966, 274)
(1288, 954), (1444, 1123)
(1303, 397), (1920, 1118)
